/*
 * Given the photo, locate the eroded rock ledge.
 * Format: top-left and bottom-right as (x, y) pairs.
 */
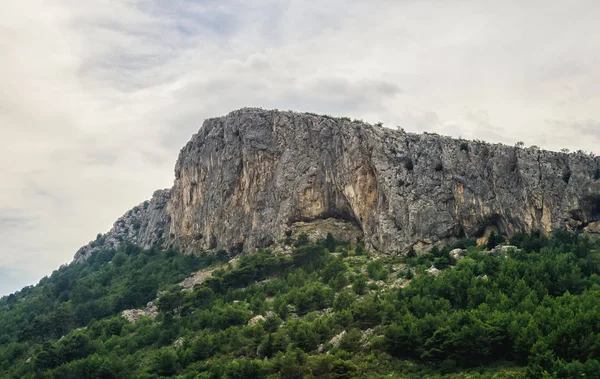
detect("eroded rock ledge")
(74, 108), (600, 262)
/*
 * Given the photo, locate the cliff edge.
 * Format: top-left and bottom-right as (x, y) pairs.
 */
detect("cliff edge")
(74, 108), (600, 262)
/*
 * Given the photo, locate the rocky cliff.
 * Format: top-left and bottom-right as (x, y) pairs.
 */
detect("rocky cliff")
(73, 189), (171, 263)
(73, 108), (600, 262)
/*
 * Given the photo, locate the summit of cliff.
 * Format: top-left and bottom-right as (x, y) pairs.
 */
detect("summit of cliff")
(74, 108), (600, 262)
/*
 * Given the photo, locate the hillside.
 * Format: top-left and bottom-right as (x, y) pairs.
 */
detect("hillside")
(3, 231), (600, 377)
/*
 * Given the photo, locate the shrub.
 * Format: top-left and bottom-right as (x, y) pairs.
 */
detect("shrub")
(150, 348), (178, 376)
(294, 233), (310, 247)
(354, 241), (365, 256)
(352, 275), (367, 295)
(324, 233), (336, 252)
(339, 329), (363, 352)
(367, 260), (388, 281)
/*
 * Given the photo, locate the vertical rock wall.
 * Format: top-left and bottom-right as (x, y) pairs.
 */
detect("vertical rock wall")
(167, 109), (600, 254)
(74, 108), (600, 262)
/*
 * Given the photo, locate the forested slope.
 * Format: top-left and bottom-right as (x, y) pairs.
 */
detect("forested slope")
(2, 231), (600, 378)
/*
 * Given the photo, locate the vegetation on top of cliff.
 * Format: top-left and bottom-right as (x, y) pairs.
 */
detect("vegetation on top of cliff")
(302, 111), (367, 125)
(231, 108), (600, 157)
(2, 230), (600, 378)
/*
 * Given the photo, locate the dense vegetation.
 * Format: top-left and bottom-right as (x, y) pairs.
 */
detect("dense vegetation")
(2, 230), (600, 378)
(0, 245), (223, 374)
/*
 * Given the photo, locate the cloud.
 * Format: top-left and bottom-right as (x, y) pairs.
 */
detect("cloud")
(542, 119), (600, 152)
(571, 120), (600, 140)
(1, 0), (600, 295)
(0, 212), (33, 229)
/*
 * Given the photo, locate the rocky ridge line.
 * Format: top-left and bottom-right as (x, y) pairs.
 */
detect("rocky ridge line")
(74, 108), (600, 262)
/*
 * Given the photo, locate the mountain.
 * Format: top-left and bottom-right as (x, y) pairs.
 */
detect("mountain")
(75, 108), (600, 263)
(4, 109), (600, 378)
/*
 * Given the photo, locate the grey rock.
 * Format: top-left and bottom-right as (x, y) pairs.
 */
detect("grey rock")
(179, 266), (219, 291)
(146, 301), (158, 317)
(361, 328), (375, 344)
(329, 330), (347, 348)
(248, 315), (266, 325)
(450, 248), (465, 260)
(121, 301), (158, 323)
(73, 189), (171, 263)
(491, 245), (519, 256)
(167, 108), (600, 255)
(288, 218), (363, 246)
(427, 265), (442, 276)
(74, 108), (600, 262)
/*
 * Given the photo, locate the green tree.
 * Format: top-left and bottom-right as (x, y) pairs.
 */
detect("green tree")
(352, 275), (367, 295)
(150, 348), (178, 376)
(339, 328), (363, 352)
(158, 290), (185, 314)
(324, 232), (337, 252)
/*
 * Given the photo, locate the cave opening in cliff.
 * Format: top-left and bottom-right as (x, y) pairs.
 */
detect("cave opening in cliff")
(291, 204), (363, 231)
(472, 214), (503, 239)
(323, 208), (363, 229)
(583, 194), (600, 221)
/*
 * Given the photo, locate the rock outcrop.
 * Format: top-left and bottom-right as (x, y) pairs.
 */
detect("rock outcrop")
(74, 108), (600, 262)
(288, 219), (364, 246)
(450, 248), (466, 261)
(122, 301), (159, 323)
(73, 189), (171, 263)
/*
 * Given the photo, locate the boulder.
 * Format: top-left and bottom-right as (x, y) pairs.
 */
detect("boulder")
(427, 265), (442, 276)
(248, 315), (266, 325)
(450, 248), (465, 261)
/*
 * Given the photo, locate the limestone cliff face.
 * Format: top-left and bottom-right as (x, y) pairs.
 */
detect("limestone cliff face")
(74, 108), (600, 261)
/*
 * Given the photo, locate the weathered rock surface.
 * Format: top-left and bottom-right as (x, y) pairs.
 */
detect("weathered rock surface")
(329, 331), (347, 348)
(73, 190), (171, 263)
(179, 261), (234, 292)
(450, 248), (465, 261)
(248, 315), (266, 325)
(491, 245), (519, 256)
(427, 266), (442, 276)
(74, 108), (600, 261)
(122, 301), (159, 323)
(288, 218), (364, 245)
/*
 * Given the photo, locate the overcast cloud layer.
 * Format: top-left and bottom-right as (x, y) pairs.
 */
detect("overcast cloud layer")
(1, 0), (599, 296)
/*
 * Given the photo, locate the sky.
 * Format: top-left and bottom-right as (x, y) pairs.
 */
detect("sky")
(1, 0), (599, 296)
